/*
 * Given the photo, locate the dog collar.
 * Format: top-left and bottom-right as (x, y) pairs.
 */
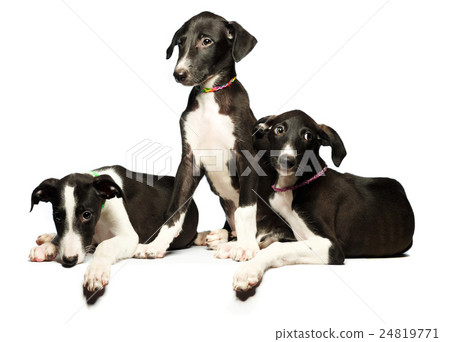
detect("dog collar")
(195, 77), (236, 93)
(272, 166), (328, 193)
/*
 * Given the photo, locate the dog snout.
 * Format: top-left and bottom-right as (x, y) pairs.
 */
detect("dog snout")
(173, 69), (188, 83)
(62, 255), (78, 268)
(279, 154), (296, 170)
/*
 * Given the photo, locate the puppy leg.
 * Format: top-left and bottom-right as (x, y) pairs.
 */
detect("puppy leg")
(233, 237), (332, 292)
(133, 212), (186, 259)
(218, 204), (259, 261)
(29, 242), (58, 262)
(134, 157), (204, 259)
(36, 233), (56, 245)
(84, 233), (138, 292)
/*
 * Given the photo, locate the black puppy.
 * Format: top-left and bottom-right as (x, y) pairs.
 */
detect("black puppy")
(135, 12), (260, 261)
(30, 165), (198, 292)
(233, 110), (415, 291)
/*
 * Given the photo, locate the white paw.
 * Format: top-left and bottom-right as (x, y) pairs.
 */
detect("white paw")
(29, 242), (57, 262)
(36, 233), (56, 245)
(230, 241), (259, 262)
(193, 231), (209, 246)
(206, 229), (229, 250)
(84, 260), (110, 292)
(133, 241), (168, 259)
(233, 262), (263, 292)
(214, 241), (236, 259)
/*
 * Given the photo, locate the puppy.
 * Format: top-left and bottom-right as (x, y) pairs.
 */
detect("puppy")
(233, 110), (415, 291)
(135, 12), (260, 261)
(30, 165), (198, 292)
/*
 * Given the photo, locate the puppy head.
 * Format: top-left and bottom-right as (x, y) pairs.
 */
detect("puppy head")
(253, 110), (346, 176)
(166, 11), (257, 86)
(30, 173), (123, 267)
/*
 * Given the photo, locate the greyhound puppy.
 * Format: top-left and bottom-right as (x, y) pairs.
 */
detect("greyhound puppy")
(134, 12), (260, 261)
(233, 110), (415, 291)
(30, 165), (198, 292)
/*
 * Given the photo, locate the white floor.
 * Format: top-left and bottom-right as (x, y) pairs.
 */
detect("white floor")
(3, 233), (448, 341)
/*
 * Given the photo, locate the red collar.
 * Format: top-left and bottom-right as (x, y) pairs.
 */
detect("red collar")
(272, 166), (328, 193)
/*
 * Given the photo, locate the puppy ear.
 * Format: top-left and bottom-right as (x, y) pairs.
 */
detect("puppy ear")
(166, 26), (183, 60)
(318, 124), (347, 167)
(226, 21), (257, 62)
(253, 115), (277, 150)
(30, 178), (59, 212)
(93, 175), (125, 201)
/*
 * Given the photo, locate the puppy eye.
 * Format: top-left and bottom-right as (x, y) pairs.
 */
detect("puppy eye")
(81, 211), (92, 222)
(274, 126), (286, 136)
(303, 132), (313, 142)
(53, 213), (62, 222)
(201, 38), (213, 46)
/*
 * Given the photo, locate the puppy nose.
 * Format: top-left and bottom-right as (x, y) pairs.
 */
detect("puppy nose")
(62, 255), (78, 268)
(279, 154), (296, 169)
(173, 69), (187, 83)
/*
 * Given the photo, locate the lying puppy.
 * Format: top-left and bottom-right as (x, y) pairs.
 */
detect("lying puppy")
(30, 165), (198, 292)
(233, 110), (415, 291)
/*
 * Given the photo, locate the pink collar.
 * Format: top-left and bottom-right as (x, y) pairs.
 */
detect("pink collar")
(272, 166), (328, 193)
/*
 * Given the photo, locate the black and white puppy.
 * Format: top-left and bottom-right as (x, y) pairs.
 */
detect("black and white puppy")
(30, 165), (198, 292)
(135, 12), (260, 261)
(233, 110), (415, 291)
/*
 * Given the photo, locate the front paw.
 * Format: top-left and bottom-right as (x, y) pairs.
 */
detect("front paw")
(214, 241), (236, 259)
(206, 229), (229, 250)
(84, 261), (110, 292)
(133, 242), (168, 259)
(230, 242), (259, 262)
(29, 243), (57, 262)
(36, 233), (57, 246)
(233, 261), (263, 292)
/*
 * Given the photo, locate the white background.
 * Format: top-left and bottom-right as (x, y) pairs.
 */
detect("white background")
(1, 0), (449, 341)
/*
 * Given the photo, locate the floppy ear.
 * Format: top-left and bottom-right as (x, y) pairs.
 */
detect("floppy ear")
(93, 175), (125, 201)
(318, 124), (347, 167)
(252, 115), (277, 150)
(226, 21), (257, 62)
(166, 26), (184, 60)
(30, 178), (59, 212)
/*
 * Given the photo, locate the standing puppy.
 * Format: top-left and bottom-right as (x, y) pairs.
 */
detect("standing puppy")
(233, 110), (415, 291)
(134, 12), (259, 261)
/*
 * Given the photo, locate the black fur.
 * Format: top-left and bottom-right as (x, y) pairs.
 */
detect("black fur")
(30, 166), (199, 267)
(253, 110), (415, 263)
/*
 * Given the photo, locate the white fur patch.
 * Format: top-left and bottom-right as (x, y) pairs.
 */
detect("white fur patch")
(185, 93), (239, 205)
(269, 188), (317, 241)
(59, 185), (84, 263)
(280, 143), (296, 158)
(175, 51), (191, 72)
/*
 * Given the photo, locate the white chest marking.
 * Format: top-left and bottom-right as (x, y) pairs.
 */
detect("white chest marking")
(269, 191), (317, 241)
(184, 93), (238, 204)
